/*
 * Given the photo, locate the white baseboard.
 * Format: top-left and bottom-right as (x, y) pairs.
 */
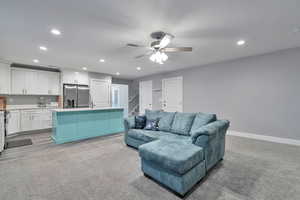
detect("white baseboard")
(228, 130), (300, 146)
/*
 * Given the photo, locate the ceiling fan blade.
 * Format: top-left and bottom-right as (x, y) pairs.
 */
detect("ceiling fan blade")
(159, 33), (174, 49)
(135, 54), (147, 59)
(126, 43), (146, 47)
(161, 47), (192, 52)
(135, 51), (153, 59)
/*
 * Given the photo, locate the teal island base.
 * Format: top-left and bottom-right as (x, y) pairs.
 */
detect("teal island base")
(52, 107), (124, 144)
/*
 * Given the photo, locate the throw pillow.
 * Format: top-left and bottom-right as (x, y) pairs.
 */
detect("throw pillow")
(135, 115), (146, 129)
(144, 119), (159, 131)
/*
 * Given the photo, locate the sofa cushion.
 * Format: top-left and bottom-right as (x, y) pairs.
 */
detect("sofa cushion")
(145, 109), (161, 121)
(127, 129), (162, 142)
(170, 113), (196, 136)
(135, 115), (146, 129)
(139, 139), (204, 175)
(158, 131), (191, 142)
(158, 112), (176, 132)
(190, 112), (217, 133)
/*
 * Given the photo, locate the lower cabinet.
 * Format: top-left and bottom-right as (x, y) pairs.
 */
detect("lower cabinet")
(7, 110), (21, 135)
(7, 109), (53, 135)
(20, 110), (53, 131)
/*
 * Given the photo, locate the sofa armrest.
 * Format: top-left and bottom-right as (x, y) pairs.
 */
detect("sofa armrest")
(191, 120), (230, 170)
(190, 120), (230, 144)
(124, 116), (136, 133)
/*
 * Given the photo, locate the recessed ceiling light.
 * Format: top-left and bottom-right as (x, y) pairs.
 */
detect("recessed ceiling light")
(39, 46), (48, 51)
(99, 59), (105, 63)
(82, 67), (87, 70)
(237, 40), (246, 46)
(75, 72), (79, 74)
(33, 59), (39, 63)
(116, 72), (120, 76)
(51, 28), (61, 35)
(136, 67), (141, 71)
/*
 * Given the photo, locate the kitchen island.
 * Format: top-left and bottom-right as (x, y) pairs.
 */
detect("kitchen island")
(52, 107), (124, 144)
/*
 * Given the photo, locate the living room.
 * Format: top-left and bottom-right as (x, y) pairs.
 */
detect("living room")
(0, 1), (299, 200)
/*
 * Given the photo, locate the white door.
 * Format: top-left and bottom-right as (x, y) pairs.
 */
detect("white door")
(90, 79), (111, 108)
(112, 84), (129, 117)
(162, 76), (183, 112)
(139, 80), (152, 114)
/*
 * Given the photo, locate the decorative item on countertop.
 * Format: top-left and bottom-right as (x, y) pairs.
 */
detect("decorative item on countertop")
(0, 97), (6, 110)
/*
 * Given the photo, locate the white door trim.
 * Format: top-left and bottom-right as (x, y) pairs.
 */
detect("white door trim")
(90, 78), (111, 108)
(228, 130), (300, 146)
(162, 76), (183, 112)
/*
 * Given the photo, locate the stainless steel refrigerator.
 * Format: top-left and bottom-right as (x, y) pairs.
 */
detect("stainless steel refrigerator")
(63, 84), (90, 108)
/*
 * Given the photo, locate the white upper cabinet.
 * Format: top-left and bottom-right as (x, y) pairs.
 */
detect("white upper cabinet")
(11, 68), (60, 95)
(37, 71), (60, 95)
(26, 70), (39, 94)
(62, 70), (89, 85)
(11, 68), (28, 94)
(0, 63), (11, 94)
(48, 72), (60, 95)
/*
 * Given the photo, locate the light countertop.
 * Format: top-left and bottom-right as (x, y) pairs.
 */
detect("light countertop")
(6, 105), (59, 111)
(52, 107), (123, 112)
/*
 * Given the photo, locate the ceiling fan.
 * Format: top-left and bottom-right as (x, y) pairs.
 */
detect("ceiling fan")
(127, 31), (192, 64)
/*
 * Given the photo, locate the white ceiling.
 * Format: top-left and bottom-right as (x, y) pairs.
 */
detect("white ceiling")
(1, 0), (300, 79)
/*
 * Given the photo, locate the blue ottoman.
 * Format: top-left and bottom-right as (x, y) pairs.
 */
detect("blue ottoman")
(139, 139), (206, 196)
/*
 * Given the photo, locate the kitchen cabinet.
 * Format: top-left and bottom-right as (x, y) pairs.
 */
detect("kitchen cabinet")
(37, 71), (60, 95)
(11, 68), (60, 95)
(42, 110), (53, 129)
(20, 110), (33, 132)
(20, 109), (53, 132)
(48, 72), (60, 95)
(0, 63), (10, 94)
(11, 68), (38, 95)
(7, 110), (21, 135)
(62, 70), (89, 85)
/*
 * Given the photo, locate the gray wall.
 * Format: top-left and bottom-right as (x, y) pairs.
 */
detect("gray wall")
(112, 78), (132, 85)
(134, 47), (300, 140)
(6, 95), (57, 105)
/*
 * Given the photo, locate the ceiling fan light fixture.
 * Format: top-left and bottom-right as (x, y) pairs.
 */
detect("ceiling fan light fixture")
(149, 53), (156, 62)
(149, 51), (168, 64)
(161, 52), (168, 62)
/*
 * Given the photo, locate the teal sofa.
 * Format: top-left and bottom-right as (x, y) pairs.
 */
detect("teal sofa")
(124, 110), (230, 196)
